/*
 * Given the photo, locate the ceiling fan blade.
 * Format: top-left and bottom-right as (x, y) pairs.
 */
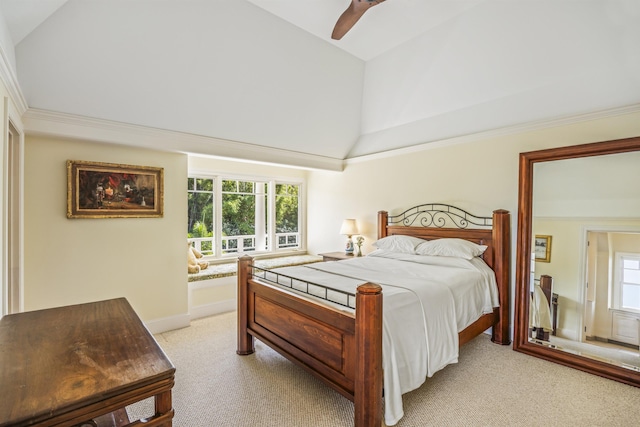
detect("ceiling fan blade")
(332, 0), (387, 41)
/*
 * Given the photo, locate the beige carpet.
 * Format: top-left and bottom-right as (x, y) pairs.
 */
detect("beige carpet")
(128, 311), (640, 426)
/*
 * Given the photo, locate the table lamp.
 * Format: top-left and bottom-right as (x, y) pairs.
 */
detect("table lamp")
(339, 219), (359, 255)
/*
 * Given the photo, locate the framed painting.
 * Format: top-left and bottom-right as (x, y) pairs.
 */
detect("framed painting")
(67, 160), (164, 218)
(534, 235), (552, 263)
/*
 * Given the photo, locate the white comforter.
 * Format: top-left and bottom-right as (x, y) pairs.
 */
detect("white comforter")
(270, 250), (500, 426)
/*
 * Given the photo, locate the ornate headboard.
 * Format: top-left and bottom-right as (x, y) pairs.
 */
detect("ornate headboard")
(377, 203), (511, 344)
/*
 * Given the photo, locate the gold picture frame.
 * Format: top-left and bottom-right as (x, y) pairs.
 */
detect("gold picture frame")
(534, 235), (552, 263)
(67, 160), (164, 218)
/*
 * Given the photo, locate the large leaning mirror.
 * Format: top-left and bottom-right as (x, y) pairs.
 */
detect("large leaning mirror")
(514, 136), (640, 387)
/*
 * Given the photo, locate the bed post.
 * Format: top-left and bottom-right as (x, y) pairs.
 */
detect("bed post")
(354, 283), (383, 427)
(377, 211), (388, 239)
(491, 209), (511, 345)
(237, 255), (255, 355)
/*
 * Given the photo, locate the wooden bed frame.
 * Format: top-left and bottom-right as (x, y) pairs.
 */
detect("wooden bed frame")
(237, 204), (511, 427)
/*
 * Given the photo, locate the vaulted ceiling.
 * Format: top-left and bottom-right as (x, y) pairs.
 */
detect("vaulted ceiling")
(1, 0), (639, 168)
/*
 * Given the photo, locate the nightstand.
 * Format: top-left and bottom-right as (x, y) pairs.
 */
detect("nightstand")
(319, 251), (356, 262)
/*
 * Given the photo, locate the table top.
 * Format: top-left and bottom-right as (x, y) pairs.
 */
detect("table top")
(0, 298), (175, 427)
(319, 251), (357, 260)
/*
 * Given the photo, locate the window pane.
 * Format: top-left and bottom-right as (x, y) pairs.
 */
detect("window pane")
(200, 240), (212, 254)
(222, 180), (237, 192)
(238, 181), (254, 193)
(623, 269), (640, 285)
(188, 177), (215, 257)
(222, 193), (255, 235)
(221, 180), (268, 254)
(188, 192), (214, 237)
(243, 238), (254, 250)
(622, 284), (640, 310)
(276, 184), (299, 234)
(623, 259), (640, 269)
(196, 178), (213, 191)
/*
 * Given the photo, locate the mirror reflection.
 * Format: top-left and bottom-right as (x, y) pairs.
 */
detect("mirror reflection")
(529, 151), (640, 370)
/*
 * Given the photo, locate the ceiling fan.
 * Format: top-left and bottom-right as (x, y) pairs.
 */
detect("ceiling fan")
(332, 0), (387, 40)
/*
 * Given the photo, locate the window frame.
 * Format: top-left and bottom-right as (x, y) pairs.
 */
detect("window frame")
(188, 171), (305, 261)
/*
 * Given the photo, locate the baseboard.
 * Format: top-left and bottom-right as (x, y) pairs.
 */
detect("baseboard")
(587, 335), (639, 350)
(144, 312), (191, 335)
(190, 299), (236, 321)
(143, 299), (235, 334)
(555, 327), (579, 341)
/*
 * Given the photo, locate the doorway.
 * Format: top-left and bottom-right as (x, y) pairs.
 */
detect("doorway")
(4, 120), (22, 314)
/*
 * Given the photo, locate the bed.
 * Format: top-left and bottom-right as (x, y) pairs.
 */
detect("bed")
(237, 203), (510, 426)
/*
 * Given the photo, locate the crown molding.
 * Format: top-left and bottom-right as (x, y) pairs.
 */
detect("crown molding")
(0, 42), (28, 115)
(22, 108), (344, 171)
(20, 102), (640, 171)
(346, 103), (640, 164)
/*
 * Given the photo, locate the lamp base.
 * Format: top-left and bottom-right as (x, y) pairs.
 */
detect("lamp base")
(345, 236), (354, 254)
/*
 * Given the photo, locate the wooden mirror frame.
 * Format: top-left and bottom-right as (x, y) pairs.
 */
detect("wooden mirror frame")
(514, 135), (640, 387)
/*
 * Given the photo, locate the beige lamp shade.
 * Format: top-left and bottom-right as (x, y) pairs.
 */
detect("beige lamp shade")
(340, 219), (359, 236)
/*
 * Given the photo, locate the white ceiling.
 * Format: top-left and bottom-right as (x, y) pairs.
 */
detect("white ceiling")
(1, 0), (639, 167)
(0, 0), (68, 44)
(247, 0), (486, 61)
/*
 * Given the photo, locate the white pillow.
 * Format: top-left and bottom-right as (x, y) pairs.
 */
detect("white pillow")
(372, 235), (427, 254)
(415, 238), (487, 260)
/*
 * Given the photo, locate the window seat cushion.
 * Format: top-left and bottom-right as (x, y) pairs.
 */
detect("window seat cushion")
(188, 254), (322, 282)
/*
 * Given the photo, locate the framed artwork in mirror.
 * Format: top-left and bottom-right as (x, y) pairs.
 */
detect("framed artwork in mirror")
(534, 235), (552, 262)
(67, 160), (164, 218)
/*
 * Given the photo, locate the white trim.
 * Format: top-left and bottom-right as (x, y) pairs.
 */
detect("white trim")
(1, 97), (25, 315)
(22, 108), (344, 171)
(19, 102), (640, 171)
(189, 168), (305, 187)
(346, 103), (640, 164)
(20, 103), (640, 170)
(1, 97), (6, 316)
(144, 312), (191, 334)
(0, 42), (27, 115)
(189, 299), (235, 321)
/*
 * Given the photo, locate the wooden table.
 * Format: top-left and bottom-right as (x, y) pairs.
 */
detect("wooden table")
(0, 298), (175, 427)
(318, 251), (356, 262)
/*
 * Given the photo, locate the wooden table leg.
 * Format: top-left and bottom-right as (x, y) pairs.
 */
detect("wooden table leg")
(155, 390), (173, 426)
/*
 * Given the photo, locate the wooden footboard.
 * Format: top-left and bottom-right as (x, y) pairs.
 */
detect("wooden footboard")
(237, 255), (383, 426)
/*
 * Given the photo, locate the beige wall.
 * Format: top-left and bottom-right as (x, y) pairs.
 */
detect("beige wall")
(23, 136), (188, 328)
(307, 111), (640, 336)
(308, 111), (640, 257)
(15, 110), (640, 333)
(529, 219), (640, 339)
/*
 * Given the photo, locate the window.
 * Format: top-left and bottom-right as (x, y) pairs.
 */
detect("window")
(612, 253), (640, 313)
(276, 184), (300, 250)
(187, 178), (214, 256)
(221, 179), (268, 254)
(188, 174), (303, 259)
